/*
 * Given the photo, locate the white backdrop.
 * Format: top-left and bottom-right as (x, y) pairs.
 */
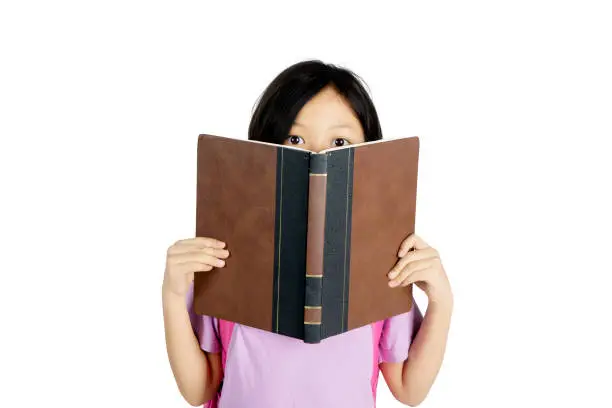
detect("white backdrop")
(1, 1), (611, 407)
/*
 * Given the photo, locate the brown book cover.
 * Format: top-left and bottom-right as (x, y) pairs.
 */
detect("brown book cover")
(194, 133), (420, 343)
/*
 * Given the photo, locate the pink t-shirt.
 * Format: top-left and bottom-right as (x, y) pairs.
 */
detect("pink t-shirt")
(186, 284), (422, 408)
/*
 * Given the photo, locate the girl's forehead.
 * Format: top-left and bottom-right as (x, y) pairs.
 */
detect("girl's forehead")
(294, 87), (361, 130)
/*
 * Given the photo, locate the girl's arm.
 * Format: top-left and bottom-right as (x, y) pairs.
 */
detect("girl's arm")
(381, 233), (453, 406)
(380, 299), (453, 406)
(163, 288), (223, 406)
(162, 237), (229, 406)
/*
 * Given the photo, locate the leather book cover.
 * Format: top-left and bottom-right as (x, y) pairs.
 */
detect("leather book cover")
(193, 134), (419, 343)
(193, 134), (311, 340)
(317, 137), (419, 341)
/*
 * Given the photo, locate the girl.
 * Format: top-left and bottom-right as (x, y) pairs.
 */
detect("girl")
(162, 60), (453, 407)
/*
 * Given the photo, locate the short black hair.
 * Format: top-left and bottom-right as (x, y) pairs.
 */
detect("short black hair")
(248, 60), (383, 144)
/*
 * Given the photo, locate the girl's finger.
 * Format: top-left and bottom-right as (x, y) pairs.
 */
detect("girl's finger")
(176, 262), (214, 275)
(389, 248), (438, 279)
(399, 268), (430, 287)
(170, 252), (226, 268)
(169, 245), (230, 259)
(397, 234), (416, 257)
(388, 259), (435, 287)
(208, 247), (230, 259)
(398, 234), (430, 257)
(173, 237), (226, 249)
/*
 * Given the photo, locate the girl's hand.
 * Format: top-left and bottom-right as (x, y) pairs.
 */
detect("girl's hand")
(162, 237), (229, 299)
(387, 234), (453, 306)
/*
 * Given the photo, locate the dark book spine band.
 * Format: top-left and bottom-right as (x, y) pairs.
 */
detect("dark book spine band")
(320, 148), (355, 340)
(272, 148), (310, 339)
(304, 153), (327, 343)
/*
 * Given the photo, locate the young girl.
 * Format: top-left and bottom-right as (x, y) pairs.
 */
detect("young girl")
(162, 60), (453, 407)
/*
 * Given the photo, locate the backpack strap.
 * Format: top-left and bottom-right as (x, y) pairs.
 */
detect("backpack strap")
(204, 319), (235, 408)
(218, 319), (235, 370)
(371, 320), (385, 405)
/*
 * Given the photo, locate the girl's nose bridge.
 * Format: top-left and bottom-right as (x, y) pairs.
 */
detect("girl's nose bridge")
(312, 142), (326, 153)
(304, 135), (327, 153)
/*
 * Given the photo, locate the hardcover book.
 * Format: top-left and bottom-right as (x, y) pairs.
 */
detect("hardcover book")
(193, 133), (420, 343)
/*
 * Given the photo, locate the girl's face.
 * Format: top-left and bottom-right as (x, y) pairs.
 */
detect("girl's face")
(284, 85), (365, 153)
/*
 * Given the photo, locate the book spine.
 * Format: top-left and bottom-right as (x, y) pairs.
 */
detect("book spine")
(304, 153), (327, 343)
(319, 148), (354, 339)
(271, 148), (311, 340)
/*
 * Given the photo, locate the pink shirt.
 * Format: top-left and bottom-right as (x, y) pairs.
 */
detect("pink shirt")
(186, 284), (422, 407)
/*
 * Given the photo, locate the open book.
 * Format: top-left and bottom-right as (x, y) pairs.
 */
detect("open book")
(193, 133), (420, 343)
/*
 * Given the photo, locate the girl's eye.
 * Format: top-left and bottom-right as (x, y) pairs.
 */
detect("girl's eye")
(288, 135), (305, 145)
(333, 138), (349, 147)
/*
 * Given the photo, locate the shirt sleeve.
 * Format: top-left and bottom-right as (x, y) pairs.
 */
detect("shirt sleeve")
(379, 299), (424, 363)
(185, 282), (221, 354)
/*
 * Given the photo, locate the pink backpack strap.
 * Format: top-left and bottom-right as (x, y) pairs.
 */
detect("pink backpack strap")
(206, 319), (235, 408)
(371, 320), (385, 405)
(218, 319), (235, 370)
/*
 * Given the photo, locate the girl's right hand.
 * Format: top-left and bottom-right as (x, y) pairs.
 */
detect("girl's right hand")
(162, 237), (230, 299)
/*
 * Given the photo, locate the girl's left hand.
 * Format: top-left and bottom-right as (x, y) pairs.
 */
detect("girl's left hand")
(387, 233), (453, 306)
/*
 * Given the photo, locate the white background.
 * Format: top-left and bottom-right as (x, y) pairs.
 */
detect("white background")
(1, 1), (611, 407)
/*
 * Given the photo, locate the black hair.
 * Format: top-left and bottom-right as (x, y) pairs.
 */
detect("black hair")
(248, 60), (383, 144)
